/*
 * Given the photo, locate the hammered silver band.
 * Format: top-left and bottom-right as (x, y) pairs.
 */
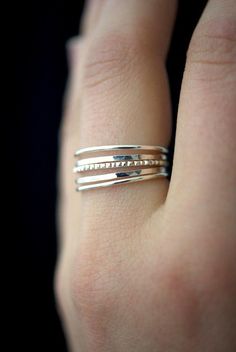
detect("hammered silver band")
(74, 145), (169, 191)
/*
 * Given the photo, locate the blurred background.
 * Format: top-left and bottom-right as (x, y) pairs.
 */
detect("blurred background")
(11, 0), (207, 351)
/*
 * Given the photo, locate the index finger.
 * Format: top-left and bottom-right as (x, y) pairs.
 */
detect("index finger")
(73, 0), (176, 221)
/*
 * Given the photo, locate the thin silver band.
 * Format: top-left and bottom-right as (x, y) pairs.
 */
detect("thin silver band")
(76, 167), (167, 184)
(75, 153), (167, 167)
(75, 144), (169, 156)
(74, 144), (170, 191)
(76, 171), (168, 191)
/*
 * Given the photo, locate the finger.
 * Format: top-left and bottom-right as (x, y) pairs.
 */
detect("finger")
(64, 0), (107, 118)
(64, 0), (107, 116)
(169, 0), (236, 210)
(74, 0), (176, 226)
(57, 37), (84, 249)
(63, 0), (107, 133)
(57, 3), (176, 344)
(80, 0), (106, 35)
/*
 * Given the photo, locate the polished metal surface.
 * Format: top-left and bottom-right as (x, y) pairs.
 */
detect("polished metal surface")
(76, 171), (168, 191)
(73, 159), (169, 173)
(74, 145), (170, 191)
(76, 167), (167, 184)
(75, 153), (167, 167)
(75, 144), (169, 156)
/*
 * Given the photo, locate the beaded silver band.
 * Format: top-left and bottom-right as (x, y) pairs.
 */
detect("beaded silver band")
(74, 159), (169, 173)
(74, 145), (169, 191)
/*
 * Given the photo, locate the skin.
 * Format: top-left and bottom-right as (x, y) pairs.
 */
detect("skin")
(55, 0), (236, 351)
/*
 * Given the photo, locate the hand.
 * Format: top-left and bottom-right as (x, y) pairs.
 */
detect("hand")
(55, 1), (236, 351)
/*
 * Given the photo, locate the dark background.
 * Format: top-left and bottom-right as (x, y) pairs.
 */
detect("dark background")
(11, 1), (207, 351)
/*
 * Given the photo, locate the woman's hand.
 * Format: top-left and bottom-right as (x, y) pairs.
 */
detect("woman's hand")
(55, 1), (236, 351)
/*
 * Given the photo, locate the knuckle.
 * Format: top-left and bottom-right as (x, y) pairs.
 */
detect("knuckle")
(54, 256), (116, 351)
(54, 264), (68, 317)
(70, 242), (119, 320)
(186, 18), (236, 81)
(68, 229), (137, 345)
(81, 31), (148, 91)
(68, 245), (122, 348)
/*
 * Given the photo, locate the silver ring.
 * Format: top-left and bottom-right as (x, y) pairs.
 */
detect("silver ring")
(74, 145), (169, 191)
(75, 144), (169, 156)
(73, 158), (169, 173)
(75, 153), (167, 167)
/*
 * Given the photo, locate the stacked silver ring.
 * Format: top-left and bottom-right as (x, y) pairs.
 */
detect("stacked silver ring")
(73, 145), (169, 191)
